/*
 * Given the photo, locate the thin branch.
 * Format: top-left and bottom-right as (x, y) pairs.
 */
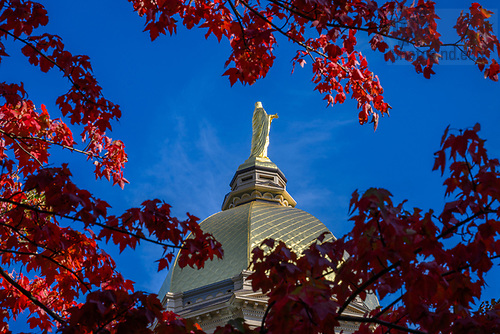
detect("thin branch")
(0, 248), (91, 292)
(374, 294), (403, 318)
(455, 44), (476, 62)
(436, 205), (493, 240)
(314, 268), (335, 280)
(238, 0), (327, 59)
(265, 0), (439, 48)
(463, 156), (477, 193)
(227, 0), (248, 48)
(337, 315), (426, 334)
(454, 22), (471, 47)
(0, 129), (100, 160)
(0, 220), (60, 255)
(337, 261), (399, 315)
(300, 299), (318, 326)
(0, 197), (185, 250)
(93, 300), (138, 334)
(1, 131), (44, 167)
(239, 0), (378, 107)
(0, 266), (65, 325)
(383, 313), (409, 334)
(260, 300), (275, 333)
(442, 254), (500, 277)
(0, 28), (64, 80)
(0, 27), (113, 112)
(376, 216), (387, 248)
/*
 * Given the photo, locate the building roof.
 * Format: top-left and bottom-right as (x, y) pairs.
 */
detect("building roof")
(159, 201), (334, 295)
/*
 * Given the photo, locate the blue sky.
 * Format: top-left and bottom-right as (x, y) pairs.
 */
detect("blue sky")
(2, 0), (500, 330)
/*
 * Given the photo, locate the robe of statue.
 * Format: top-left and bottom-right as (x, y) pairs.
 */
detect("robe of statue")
(250, 102), (277, 158)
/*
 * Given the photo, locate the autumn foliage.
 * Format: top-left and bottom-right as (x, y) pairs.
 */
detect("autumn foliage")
(0, 0), (499, 333)
(248, 123), (500, 333)
(0, 1), (223, 332)
(129, 0), (500, 129)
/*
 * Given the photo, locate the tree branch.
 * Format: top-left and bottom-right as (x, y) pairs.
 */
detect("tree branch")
(0, 248), (91, 292)
(0, 266), (66, 325)
(0, 128), (100, 160)
(238, 0), (328, 59)
(239, 0), (377, 105)
(0, 28), (63, 79)
(337, 261), (399, 315)
(436, 205), (493, 240)
(264, 0), (462, 52)
(442, 254), (500, 277)
(0, 220), (61, 256)
(0, 129), (44, 167)
(374, 294), (403, 318)
(0, 27), (112, 112)
(227, 0), (248, 48)
(93, 299), (138, 334)
(339, 202), (495, 315)
(260, 300), (275, 333)
(337, 315), (426, 334)
(0, 197), (185, 250)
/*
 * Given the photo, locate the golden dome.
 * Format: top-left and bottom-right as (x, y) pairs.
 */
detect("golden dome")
(158, 105), (378, 330)
(159, 201), (334, 294)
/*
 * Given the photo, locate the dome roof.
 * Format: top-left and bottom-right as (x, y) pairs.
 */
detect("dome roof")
(159, 201), (334, 294)
(159, 102), (336, 298)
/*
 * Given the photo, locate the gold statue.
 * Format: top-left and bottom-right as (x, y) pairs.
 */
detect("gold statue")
(249, 102), (278, 159)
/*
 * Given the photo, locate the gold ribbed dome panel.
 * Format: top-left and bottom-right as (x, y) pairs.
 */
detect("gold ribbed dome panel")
(250, 203), (333, 252)
(168, 204), (251, 293)
(164, 201), (333, 294)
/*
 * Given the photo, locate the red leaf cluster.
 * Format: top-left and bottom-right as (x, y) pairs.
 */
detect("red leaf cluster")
(247, 125), (500, 333)
(250, 237), (340, 333)
(0, 1), (223, 332)
(455, 3), (500, 81)
(128, 0), (498, 129)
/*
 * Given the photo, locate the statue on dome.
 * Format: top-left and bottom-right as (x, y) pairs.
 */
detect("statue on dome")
(250, 102), (278, 159)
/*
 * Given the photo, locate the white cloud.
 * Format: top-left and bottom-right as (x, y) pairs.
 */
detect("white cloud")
(132, 116), (236, 219)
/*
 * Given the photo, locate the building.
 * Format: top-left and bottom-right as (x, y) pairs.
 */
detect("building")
(158, 102), (378, 333)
